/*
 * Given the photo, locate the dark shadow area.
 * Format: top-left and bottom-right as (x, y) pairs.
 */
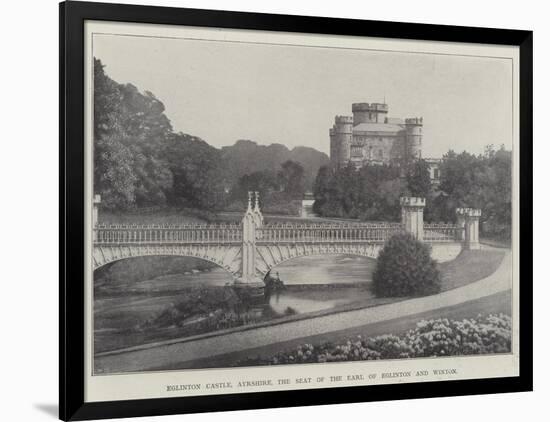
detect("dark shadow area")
(34, 403), (58, 419)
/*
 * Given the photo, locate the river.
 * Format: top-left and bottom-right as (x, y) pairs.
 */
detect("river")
(123, 255), (377, 313)
(94, 255), (377, 352)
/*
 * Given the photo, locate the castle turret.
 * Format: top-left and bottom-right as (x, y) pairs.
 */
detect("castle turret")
(330, 115), (353, 168)
(352, 102), (389, 124)
(405, 117), (423, 161)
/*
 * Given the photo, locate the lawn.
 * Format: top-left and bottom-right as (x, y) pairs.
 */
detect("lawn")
(439, 249), (505, 291)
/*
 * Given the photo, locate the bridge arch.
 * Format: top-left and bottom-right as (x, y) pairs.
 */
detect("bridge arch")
(255, 243), (383, 277)
(93, 244), (243, 277)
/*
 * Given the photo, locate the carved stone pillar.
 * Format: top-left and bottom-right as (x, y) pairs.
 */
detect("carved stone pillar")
(93, 194), (101, 242)
(464, 209), (482, 250)
(400, 197), (426, 241)
(455, 208), (471, 241)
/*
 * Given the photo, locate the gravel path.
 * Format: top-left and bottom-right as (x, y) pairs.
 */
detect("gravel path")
(95, 251), (511, 374)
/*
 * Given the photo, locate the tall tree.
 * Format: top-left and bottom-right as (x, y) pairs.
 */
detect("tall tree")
(406, 159), (432, 198)
(93, 58), (137, 209)
(165, 133), (225, 210)
(94, 59), (174, 209)
(277, 160), (306, 198)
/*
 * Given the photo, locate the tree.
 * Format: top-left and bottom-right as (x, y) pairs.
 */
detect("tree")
(165, 133), (225, 210)
(232, 170), (279, 206)
(406, 159), (431, 198)
(312, 162), (405, 220)
(277, 160), (305, 198)
(93, 58), (138, 209)
(312, 165), (334, 214)
(434, 148), (512, 238)
(373, 233), (441, 297)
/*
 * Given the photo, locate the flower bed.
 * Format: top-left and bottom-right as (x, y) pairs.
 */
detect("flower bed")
(237, 314), (511, 366)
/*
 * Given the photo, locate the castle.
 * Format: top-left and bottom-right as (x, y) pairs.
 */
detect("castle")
(329, 102), (423, 169)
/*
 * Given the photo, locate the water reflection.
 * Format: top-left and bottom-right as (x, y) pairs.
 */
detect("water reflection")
(96, 255), (376, 327)
(266, 255), (376, 314)
(275, 255), (376, 285)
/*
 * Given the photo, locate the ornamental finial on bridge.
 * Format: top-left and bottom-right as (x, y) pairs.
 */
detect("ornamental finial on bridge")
(254, 191), (260, 212)
(247, 191), (253, 212)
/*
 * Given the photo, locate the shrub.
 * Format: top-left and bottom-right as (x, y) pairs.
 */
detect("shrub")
(373, 233), (441, 297)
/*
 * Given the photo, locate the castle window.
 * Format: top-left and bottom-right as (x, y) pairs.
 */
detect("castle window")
(378, 149), (383, 158)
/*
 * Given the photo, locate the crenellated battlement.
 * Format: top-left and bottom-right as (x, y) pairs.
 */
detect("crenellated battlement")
(400, 197), (426, 207)
(456, 208), (481, 217)
(352, 102), (389, 112)
(405, 117), (423, 125)
(335, 115), (353, 124)
(456, 208), (473, 216)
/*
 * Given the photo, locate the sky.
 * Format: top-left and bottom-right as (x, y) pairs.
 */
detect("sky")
(93, 34), (513, 157)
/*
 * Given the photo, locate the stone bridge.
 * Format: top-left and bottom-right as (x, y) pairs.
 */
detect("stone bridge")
(93, 193), (481, 286)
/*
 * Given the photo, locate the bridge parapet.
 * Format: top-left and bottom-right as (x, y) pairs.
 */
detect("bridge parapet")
(96, 222), (241, 230)
(423, 223), (463, 242)
(258, 224), (404, 244)
(263, 222), (402, 229)
(94, 224), (243, 245)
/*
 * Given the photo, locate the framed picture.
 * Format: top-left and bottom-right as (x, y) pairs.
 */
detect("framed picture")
(60, 1), (533, 420)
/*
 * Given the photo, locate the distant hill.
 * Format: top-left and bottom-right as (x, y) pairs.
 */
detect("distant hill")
(220, 140), (329, 191)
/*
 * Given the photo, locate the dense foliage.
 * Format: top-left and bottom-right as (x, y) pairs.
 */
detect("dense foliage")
(226, 159), (306, 214)
(373, 233), (441, 297)
(313, 146), (512, 239)
(94, 59), (327, 211)
(94, 58), (173, 209)
(313, 163), (405, 220)
(237, 314), (511, 365)
(434, 147), (512, 239)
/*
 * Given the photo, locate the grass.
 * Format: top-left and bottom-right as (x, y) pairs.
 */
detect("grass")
(480, 237), (512, 248)
(439, 249), (505, 291)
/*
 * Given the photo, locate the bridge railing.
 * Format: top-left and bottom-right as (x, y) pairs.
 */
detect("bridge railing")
(94, 221), (464, 245)
(94, 223), (243, 244)
(257, 223), (404, 244)
(423, 223), (464, 242)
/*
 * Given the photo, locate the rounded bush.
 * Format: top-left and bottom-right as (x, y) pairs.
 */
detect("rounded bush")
(373, 233), (441, 297)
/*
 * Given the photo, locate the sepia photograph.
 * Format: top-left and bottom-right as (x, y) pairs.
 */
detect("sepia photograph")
(89, 24), (515, 379)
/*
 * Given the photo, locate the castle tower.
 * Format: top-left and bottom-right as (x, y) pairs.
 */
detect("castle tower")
(330, 115), (353, 168)
(405, 117), (423, 162)
(352, 102), (389, 124)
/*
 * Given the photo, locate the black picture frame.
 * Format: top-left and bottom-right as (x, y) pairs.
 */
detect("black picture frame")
(59, 1), (533, 420)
